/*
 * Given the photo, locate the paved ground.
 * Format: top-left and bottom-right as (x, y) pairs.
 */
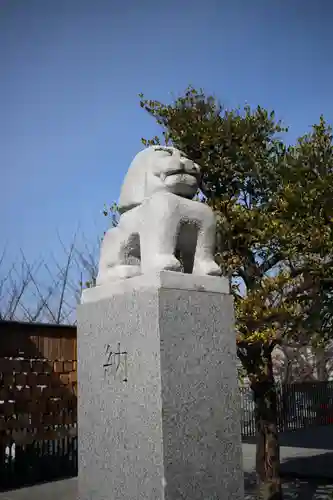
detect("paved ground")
(1, 475), (333, 500)
(243, 425), (333, 480)
(0, 478), (77, 500)
(1, 426), (333, 499)
(244, 474), (333, 500)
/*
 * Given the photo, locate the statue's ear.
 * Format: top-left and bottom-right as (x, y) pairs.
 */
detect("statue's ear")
(118, 151), (148, 212)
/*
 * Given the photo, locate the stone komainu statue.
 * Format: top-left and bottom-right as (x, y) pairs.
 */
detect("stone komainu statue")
(96, 146), (222, 284)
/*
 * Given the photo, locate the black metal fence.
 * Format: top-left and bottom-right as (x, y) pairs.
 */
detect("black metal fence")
(0, 433), (77, 492)
(240, 381), (333, 438)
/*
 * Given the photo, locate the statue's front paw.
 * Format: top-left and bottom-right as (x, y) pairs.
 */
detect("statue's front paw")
(147, 254), (182, 273)
(193, 259), (222, 277)
(96, 265), (141, 285)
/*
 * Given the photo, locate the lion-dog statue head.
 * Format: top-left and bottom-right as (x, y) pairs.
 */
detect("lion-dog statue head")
(118, 146), (201, 214)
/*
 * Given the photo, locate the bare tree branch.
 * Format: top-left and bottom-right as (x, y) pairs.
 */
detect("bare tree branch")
(19, 250), (58, 323)
(0, 229), (100, 324)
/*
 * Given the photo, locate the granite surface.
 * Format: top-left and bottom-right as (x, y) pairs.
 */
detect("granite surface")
(77, 272), (243, 499)
(159, 288), (243, 499)
(81, 270), (230, 304)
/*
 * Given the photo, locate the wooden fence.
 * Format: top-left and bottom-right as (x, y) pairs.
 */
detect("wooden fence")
(0, 320), (77, 491)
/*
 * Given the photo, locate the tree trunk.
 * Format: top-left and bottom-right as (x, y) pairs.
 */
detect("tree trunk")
(237, 340), (283, 500)
(253, 380), (282, 500)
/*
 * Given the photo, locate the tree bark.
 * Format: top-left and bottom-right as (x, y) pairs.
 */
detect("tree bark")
(237, 341), (283, 500)
(253, 381), (282, 500)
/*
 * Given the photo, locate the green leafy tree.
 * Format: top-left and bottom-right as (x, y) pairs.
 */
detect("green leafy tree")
(135, 87), (333, 500)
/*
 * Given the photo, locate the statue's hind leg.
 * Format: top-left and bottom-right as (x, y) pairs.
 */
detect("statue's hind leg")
(96, 221), (141, 285)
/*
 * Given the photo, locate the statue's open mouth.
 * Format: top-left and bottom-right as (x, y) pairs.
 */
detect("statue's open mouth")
(162, 172), (199, 198)
(161, 168), (199, 183)
(162, 172), (198, 185)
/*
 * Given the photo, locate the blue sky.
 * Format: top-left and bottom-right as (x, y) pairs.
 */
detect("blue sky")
(1, 0), (333, 276)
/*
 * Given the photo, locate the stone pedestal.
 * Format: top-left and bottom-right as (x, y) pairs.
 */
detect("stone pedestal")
(77, 271), (244, 500)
